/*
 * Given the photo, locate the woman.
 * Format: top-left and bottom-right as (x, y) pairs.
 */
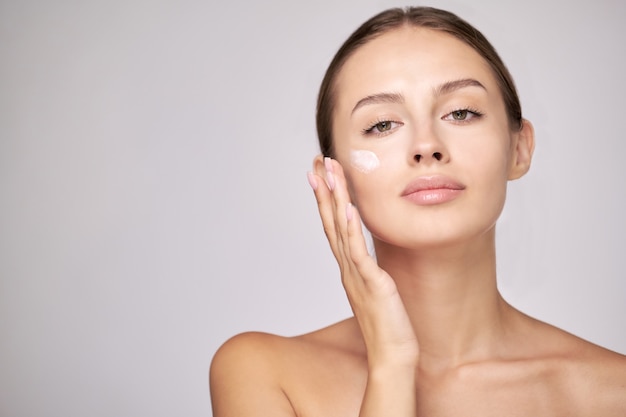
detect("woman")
(210, 7), (626, 416)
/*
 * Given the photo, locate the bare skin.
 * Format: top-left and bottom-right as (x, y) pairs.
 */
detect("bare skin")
(210, 27), (626, 416)
(211, 318), (626, 416)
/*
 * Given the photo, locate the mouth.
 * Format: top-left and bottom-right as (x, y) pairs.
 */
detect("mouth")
(401, 175), (466, 206)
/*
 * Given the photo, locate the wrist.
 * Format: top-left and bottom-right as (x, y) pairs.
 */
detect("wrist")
(367, 361), (418, 380)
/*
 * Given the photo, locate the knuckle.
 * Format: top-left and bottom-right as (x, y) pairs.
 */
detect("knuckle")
(351, 251), (366, 268)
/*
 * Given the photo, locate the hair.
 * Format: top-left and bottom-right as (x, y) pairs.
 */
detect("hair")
(316, 6), (523, 157)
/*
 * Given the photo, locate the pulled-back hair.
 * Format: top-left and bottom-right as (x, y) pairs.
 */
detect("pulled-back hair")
(316, 6), (523, 157)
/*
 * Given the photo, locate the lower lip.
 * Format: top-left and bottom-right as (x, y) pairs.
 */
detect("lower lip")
(403, 189), (463, 205)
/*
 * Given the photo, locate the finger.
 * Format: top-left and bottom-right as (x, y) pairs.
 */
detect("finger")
(307, 170), (346, 265)
(325, 158), (373, 292)
(326, 158), (358, 271)
(346, 203), (386, 288)
(325, 158), (352, 244)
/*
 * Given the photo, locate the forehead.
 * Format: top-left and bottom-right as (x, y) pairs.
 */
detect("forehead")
(334, 27), (496, 110)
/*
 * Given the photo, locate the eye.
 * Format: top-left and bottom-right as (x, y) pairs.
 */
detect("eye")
(363, 120), (403, 136)
(373, 121), (392, 132)
(452, 110), (469, 120)
(442, 108), (483, 123)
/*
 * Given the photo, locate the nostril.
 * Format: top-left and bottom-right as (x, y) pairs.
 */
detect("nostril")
(433, 152), (442, 161)
(414, 154), (422, 162)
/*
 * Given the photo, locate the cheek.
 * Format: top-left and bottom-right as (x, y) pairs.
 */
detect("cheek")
(344, 149), (387, 205)
(349, 149), (380, 173)
(343, 157), (395, 227)
(343, 158), (383, 210)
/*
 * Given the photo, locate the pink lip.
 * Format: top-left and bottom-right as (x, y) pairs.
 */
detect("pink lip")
(401, 175), (465, 206)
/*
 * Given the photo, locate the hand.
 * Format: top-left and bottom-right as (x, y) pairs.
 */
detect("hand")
(307, 157), (419, 369)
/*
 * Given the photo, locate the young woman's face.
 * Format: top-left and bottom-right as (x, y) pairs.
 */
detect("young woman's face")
(331, 27), (530, 248)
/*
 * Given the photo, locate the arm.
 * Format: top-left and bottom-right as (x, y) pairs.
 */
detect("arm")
(308, 157), (419, 417)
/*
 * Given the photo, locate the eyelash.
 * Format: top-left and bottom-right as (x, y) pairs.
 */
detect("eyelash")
(361, 107), (484, 137)
(442, 107), (484, 123)
(362, 119), (403, 137)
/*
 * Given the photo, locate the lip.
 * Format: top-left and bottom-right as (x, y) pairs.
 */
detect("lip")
(401, 175), (466, 206)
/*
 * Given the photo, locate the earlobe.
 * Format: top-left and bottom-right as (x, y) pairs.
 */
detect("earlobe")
(508, 119), (535, 180)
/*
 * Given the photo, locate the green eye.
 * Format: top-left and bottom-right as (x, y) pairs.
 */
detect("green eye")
(452, 110), (468, 120)
(363, 119), (403, 136)
(375, 121), (392, 132)
(444, 108), (483, 123)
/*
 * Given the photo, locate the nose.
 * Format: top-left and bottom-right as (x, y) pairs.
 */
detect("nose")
(414, 152), (444, 163)
(410, 126), (449, 165)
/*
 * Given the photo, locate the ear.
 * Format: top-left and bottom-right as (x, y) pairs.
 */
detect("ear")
(508, 119), (535, 180)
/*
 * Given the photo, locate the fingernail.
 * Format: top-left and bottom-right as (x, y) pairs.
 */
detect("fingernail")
(346, 203), (353, 221)
(324, 157), (335, 190)
(324, 157), (334, 172)
(326, 171), (335, 190)
(306, 172), (318, 190)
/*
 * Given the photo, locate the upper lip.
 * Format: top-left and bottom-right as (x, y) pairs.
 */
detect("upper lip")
(401, 175), (466, 196)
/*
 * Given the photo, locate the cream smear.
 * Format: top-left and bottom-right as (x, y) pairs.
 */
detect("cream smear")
(350, 150), (380, 173)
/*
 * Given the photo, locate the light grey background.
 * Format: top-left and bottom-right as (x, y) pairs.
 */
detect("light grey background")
(1, 0), (625, 416)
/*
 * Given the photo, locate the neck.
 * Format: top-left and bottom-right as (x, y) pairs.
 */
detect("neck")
(373, 227), (515, 372)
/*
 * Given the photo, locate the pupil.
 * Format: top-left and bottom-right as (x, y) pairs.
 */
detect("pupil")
(377, 121), (390, 132)
(454, 110), (466, 120)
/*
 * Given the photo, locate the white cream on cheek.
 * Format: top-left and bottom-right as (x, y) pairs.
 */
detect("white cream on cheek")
(350, 150), (380, 173)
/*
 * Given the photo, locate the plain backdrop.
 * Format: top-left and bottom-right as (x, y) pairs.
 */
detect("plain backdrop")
(1, 0), (625, 416)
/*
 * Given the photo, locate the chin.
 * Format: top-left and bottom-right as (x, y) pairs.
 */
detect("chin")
(368, 216), (499, 253)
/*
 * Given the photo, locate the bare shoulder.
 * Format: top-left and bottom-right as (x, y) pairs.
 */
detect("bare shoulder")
(210, 319), (365, 417)
(209, 331), (296, 417)
(534, 321), (626, 415)
(568, 336), (626, 415)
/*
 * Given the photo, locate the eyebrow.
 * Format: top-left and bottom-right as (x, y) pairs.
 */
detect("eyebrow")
(434, 78), (486, 96)
(351, 78), (486, 115)
(351, 92), (404, 115)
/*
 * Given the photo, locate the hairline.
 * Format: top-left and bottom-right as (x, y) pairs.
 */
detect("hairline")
(317, 9), (523, 157)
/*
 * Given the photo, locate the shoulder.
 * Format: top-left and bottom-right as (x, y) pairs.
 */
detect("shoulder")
(209, 319), (365, 417)
(210, 331), (286, 375)
(571, 341), (626, 415)
(210, 319), (362, 377)
(512, 315), (626, 414)
(542, 326), (626, 415)
(209, 332), (296, 417)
